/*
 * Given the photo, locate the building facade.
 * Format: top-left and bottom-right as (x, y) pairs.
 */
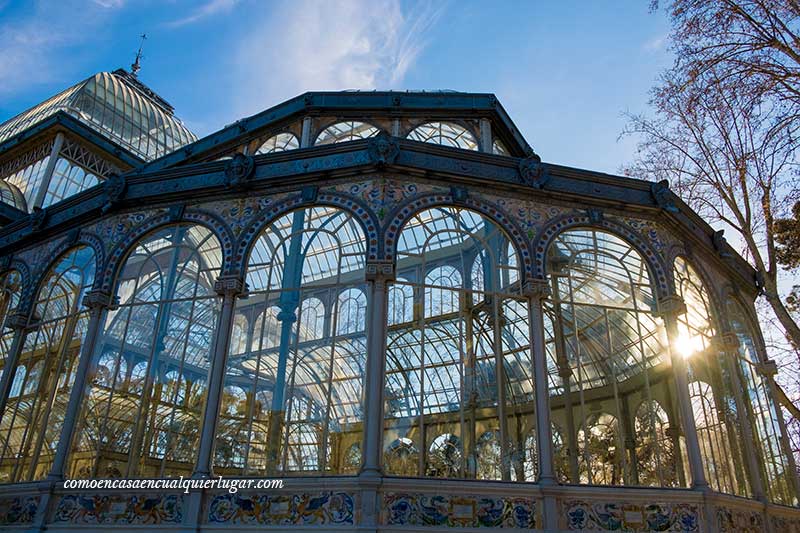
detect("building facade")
(0, 70), (797, 532)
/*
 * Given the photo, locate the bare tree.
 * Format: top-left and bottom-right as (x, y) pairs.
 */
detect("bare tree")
(628, 0), (800, 477)
(658, 0), (800, 125)
(623, 4), (800, 418)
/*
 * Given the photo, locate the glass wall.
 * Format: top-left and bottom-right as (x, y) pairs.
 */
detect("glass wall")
(0, 246), (95, 482)
(0, 270), (22, 365)
(68, 225), (222, 479)
(728, 298), (798, 505)
(383, 206), (531, 481)
(673, 257), (751, 497)
(214, 206), (367, 476)
(544, 229), (686, 487)
(4, 156), (50, 211)
(42, 157), (99, 208)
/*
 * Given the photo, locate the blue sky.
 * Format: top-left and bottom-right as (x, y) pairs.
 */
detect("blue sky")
(0, 0), (672, 174)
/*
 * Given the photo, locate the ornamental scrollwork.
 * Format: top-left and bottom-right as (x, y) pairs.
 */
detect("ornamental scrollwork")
(29, 207), (47, 233)
(224, 153), (255, 189)
(518, 154), (549, 189)
(712, 229), (732, 258)
(650, 179), (679, 213)
(367, 132), (400, 167)
(101, 173), (127, 214)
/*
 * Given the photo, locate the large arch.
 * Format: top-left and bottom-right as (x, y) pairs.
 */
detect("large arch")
(67, 222), (224, 479)
(533, 214), (670, 298)
(216, 205), (369, 476)
(100, 208), (236, 292)
(0, 245), (96, 483)
(384, 193), (533, 278)
(673, 255), (752, 497)
(542, 225), (686, 488)
(382, 204), (532, 481)
(233, 191), (380, 275)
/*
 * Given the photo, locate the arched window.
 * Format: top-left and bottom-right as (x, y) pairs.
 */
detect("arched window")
(255, 132), (299, 154)
(252, 306), (281, 352)
(578, 413), (622, 485)
(68, 224), (222, 479)
(315, 121), (379, 145)
(424, 265), (461, 317)
(492, 139), (509, 156)
(336, 288), (366, 335)
(0, 246), (95, 483)
(342, 442), (361, 474)
(427, 433), (462, 478)
(544, 228), (686, 487)
(634, 400), (678, 487)
(230, 315), (249, 355)
(216, 206), (367, 476)
(384, 437), (418, 477)
(384, 206), (530, 481)
(674, 257), (750, 497)
(407, 122), (478, 150)
(728, 298), (797, 505)
(0, 181), (27, 212)
(689, 380), (745, 495)
(298, 298), (325, 341)
(94, 351), (126, 390)
(0, 269), (22, 364)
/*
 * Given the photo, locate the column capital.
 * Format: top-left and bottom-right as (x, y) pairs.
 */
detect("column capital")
(365, 260), (395, 282)
(82, 289), (117, 311)
(759, 359), (779, 377)
(656, 294), (686, 317)
(715, 331), (740, 352)
(214, 275), (247, 298)
(4, 311), (28, 331)
(522, 278), (551, 300)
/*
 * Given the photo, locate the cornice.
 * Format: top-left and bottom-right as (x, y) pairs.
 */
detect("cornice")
(0, 137), (757, 291)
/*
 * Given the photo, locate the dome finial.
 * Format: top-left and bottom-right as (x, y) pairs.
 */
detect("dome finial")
(131, 33), (147, 76)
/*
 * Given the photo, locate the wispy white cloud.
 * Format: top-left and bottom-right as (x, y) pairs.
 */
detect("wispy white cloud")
(0, 2), (118, 97)
(166, 0), (240, 28)
(93, 0), (125, 8)
(642, 33), (667, 53)
(231, 0), (446, 117)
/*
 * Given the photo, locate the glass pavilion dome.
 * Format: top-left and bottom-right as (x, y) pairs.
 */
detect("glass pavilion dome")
(0, 69), (196, 161)
(0, 84), (796, 532)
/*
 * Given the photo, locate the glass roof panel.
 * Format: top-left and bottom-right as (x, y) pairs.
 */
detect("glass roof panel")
(0, 70), (196, 161)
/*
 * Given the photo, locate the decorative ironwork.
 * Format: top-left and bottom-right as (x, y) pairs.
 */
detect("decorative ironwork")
(650, 179), (679, 213)
(224, 153), (255, 189)
(518, 154), (549, 189)
(367, 132), (399, 167)
(100, 173), (126, 214)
